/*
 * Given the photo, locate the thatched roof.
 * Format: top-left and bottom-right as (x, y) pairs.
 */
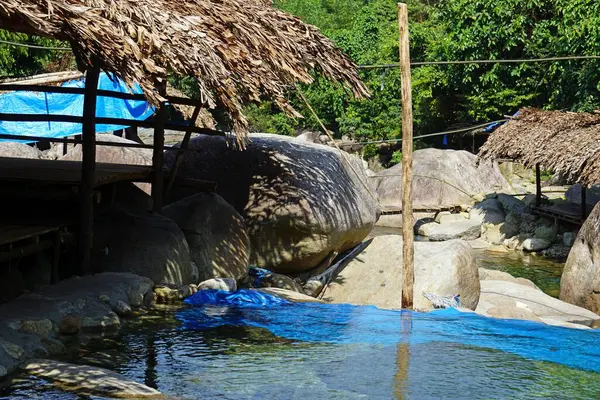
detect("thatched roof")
(0, 0), (368, 141)
(478, 108), (600, 186)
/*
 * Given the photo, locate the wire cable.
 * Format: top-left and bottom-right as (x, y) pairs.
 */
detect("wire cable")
(358, 55), (600, 70)
(0, 39), (71, 51)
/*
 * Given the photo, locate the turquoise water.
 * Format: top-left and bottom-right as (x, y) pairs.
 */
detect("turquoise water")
(2, 303), (600, 400)
(475, 250), (564, 297)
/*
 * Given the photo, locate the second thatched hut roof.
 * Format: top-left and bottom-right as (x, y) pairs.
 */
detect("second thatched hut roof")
(0, 0), (369, 141)
(478, 108), (600, 186)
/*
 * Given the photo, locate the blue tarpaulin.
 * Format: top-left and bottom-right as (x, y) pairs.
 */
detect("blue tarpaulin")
(181, 289), (600, 374)
(0, 72), (155, 142)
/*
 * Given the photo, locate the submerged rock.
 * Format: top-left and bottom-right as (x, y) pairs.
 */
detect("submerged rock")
(164, 193), (250, 281)
(22, 359), (162, 398)
(164, 133), (379, 274)
(322, 236), (480, 311)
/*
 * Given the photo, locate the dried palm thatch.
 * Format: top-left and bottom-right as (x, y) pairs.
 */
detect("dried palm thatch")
(0, 0), (368, 143)
(478, 108), (600, 186)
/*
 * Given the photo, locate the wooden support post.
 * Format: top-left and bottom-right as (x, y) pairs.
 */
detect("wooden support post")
(62, 137), (68, 155)
(165, 105), (202, 199)
(79, 66), (100, 276)
(535, 163), (541, 207)
(151, 86), (167, 214)
(51, 230), (61, 284)
(399, 2), (414, 309)
(581, 185), (587, 220)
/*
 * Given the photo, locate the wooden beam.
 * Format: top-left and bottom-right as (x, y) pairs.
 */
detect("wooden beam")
(151, 85), (167, 213)
(0, 114), (223, 136)
(399, 2), (414, 310)
(581, 185), (587, 220)
(535, 163), (541, 207)
(164, 105), (202, 197)
(78, 66), (100, 276)
(0, 84), (203, 106)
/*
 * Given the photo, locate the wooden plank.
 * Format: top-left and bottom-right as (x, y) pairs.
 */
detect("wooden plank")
(79, 67), (101, 276)
(0, 225), (59, 246)
(0, 158), (152, 186)
(0, 114), (223, 136)
(399, 2), (414, 310)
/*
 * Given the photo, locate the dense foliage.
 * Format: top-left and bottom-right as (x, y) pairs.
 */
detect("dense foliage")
(250, 0), (600, 146)
(1, 0), (599, 152)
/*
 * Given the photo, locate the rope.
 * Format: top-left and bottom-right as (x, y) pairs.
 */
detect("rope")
(358, 55), (600, 70)
(349, 119), (508, 146)
(0, 39), (71, 51)
(296, 86), (380, 206)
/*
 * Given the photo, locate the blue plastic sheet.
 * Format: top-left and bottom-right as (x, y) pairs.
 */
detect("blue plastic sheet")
(0, 72), (154, 142)
(180, 290), (600, 373)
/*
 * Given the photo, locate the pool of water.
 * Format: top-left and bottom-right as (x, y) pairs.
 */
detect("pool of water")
(475, 250), (564, 297)
(3, 302), (600, 400)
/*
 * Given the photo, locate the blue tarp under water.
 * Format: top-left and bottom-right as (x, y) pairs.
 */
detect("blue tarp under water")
(0, 72), (154, 142)
(182, 289), (600, 373)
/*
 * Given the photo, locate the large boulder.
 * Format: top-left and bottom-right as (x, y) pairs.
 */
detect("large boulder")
(560, 203), (600, 314)
(92, 209), (194, 285)
(0, 142), (42, 159)
(372, 149), (510, 209)
(164, 193), (250, 281)
(164, 133), (379, 274)
(322, 236), (480, 311)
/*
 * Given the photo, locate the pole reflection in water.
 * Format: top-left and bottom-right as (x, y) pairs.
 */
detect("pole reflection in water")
(394, 311), (412, 399)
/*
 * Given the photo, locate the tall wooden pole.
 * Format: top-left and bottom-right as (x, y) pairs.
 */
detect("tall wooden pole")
(79, 66), (100, 276)
(151, 84), (167, 213)
(399, 3), (414, 309)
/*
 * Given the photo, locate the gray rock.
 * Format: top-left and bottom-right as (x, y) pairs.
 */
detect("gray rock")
(303, 280), (324, 297)
(294, 131), (321, 143)
(114, 300), (132, 317)
(435, 212), (467, 224)
(92, 209), (193, 286)
(470, 199), (505, 224)
(561, 202), (600, 314)
(374, 149), (510, 210)
(0, 365), (6, 378)
(565, 184), (600, 206)
(497, 193), (526, 214)
(481, 221), (519, 245)
(417, 220), (481, 241)
(0, 340), (24, 360)
(19, 319), (53, 337)
(0, 142), (42, 159)
(323, 236), (480, 311)
(534, 225), (556, 242)
(58, 316), (81, 335)
(253, 272), (305, 294)
(22, 359), (162, 398)
(563, 232), (576, 247)
(198, 278), (237, 292)
(164, 193), (250, 281)
(165, 133), (379, 274)
(478, 280), (598, 325)
(522, 238), (551, 252)
(40, 338), (66, 356)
